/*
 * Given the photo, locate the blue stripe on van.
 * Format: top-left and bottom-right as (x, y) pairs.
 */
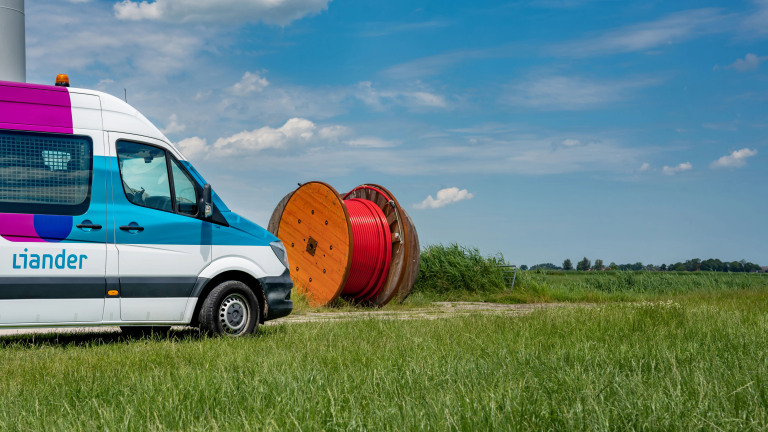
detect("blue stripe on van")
(1, 154), (276, 246)
(105, 156), (276, 247)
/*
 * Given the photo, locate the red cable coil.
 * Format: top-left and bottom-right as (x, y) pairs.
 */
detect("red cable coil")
(341, 191), (393, 302)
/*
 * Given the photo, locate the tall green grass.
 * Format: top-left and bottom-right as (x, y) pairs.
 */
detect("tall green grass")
(413, 243), (507, 294)
(1, 294), (767, 431)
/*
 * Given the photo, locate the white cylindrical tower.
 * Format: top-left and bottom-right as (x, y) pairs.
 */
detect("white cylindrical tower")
(0, 0), (25, 82)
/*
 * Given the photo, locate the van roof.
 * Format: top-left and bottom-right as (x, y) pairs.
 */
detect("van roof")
(0, 80), (180, 154)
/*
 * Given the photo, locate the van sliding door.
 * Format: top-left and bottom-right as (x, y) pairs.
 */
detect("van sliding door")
(0, 129), (107, 324)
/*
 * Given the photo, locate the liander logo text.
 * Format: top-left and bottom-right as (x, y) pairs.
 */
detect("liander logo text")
(12, 249), (88, 270)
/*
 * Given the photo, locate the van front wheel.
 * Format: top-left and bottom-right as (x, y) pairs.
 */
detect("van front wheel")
(199, 281), (260, 336)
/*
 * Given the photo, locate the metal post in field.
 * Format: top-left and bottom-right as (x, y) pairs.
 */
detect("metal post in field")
(497, 264), (517, 291)
(0, 0), (26, 83)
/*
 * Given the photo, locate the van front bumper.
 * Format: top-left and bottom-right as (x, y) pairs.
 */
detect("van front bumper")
(260, 270), (293, 321)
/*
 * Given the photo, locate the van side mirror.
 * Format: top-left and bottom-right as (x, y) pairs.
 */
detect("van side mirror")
(203, 184), (213, 219)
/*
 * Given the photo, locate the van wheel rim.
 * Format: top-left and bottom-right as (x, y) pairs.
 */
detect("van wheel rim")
(219, 294), (249, 335)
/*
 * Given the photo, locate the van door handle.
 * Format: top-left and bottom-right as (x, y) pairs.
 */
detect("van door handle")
(76, 222), (102, 230)
(120, 225), (145, 232)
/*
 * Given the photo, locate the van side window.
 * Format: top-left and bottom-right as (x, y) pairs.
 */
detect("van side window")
(116, 141), (199, 217)
(171, 158), (198, 216)
(0, 131), (92, 215)
(117, 141), (172, 212)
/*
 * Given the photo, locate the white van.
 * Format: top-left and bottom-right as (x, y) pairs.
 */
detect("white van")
(0, 78), (293, 336)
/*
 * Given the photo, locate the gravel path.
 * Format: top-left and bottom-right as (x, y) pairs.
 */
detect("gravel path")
(277, 302), (565, 323)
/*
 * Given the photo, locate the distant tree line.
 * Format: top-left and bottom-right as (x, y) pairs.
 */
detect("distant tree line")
(520, 257), (764, 272)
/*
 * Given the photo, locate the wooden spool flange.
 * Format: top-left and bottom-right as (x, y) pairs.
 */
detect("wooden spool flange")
(268, 182), (420, 307)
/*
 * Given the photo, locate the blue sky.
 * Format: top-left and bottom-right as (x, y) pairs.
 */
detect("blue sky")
(25, 0), (768, 266)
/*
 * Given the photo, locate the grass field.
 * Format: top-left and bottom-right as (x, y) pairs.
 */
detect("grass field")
(2, 288), (767, 431)
(406, 244), (768, 306)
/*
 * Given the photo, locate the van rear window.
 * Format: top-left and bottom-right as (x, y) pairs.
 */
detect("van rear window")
(0, 131), (93, 216)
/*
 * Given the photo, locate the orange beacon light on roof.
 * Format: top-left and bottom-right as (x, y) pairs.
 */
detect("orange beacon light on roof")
(55, 74), (70, 87)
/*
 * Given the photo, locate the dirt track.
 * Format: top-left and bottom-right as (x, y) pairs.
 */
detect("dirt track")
(0, 302), (569, 337)
(277, 302), (565, 323)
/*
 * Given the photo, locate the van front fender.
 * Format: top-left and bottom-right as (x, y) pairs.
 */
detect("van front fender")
(198, 256), (271, 282)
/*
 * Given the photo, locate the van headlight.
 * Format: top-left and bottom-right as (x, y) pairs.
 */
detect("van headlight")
(270, 241), (289, 269)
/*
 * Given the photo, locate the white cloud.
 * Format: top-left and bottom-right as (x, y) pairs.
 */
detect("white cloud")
(383, 51), (477, 80)
(27, 3), (444, 126)
(415, 187), (475, 209)
(639, 162), (651, 172)
(562, 139), (580, 147)
(216, 84), (347, 124)
(114, 0), (331, 26)
(662, 162), (693, 175)
(359, 19), (452, 38)
(96, 79), (115, 90)
(504, 76), (658, 110)
(177, 118), (317, 160)
(27, 2), (203, 79)
(354, 82), (383, 108)
(383, 46), (512, 80)
(161, 114), (186, 135)
(229, 71), (269, 94)
(318, 125), (351, 141)
(215, 78), (448, 124)
(178, 118), (359, 161)
(553, 9), (727, 57)
(744, 0), (768, 35)
(212, 118), (316, 157)
(726, 53), (768, 72)
(354, 81), (448, 110)
(176, 136), (208, 159)
(114, 0), (161, 20)
(403, 91), (447, 108)
(346, 137), (398, 148)
(710, 148), (758, 169)
(505, 139), (645, 175)
(179, 124), (649, 180)
(528, 0), (603, 7)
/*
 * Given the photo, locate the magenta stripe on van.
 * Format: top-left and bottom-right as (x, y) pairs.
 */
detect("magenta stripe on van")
(0, 214), (46, 243)
(0, 81), (73, 134)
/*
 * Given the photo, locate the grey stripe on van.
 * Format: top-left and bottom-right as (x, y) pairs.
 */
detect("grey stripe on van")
(0, 276), (198, 299)
(0, 277), (104, 299)
(119, 276), (197, 298)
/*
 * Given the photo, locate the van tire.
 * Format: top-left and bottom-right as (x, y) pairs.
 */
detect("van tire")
(199, 280), (260, 336)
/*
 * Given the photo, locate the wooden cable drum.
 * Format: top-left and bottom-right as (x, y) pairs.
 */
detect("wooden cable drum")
(268, 182), (420, 307)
